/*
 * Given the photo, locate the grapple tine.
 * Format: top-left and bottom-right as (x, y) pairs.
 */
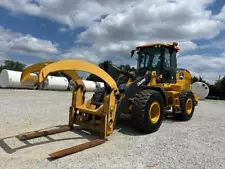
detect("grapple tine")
(18, 126), (71, 140)
(49, 139), (106, 159)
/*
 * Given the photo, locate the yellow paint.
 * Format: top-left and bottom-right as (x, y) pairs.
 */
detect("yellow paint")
(20, 61), (85, 87)
(20, 61), (53, 86)
(186, 98), (193, 114)
(38, 59), (118, 93)
(149, 101), (160, 123)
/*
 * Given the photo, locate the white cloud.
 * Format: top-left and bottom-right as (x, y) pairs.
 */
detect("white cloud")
(214, 4), (225, 21)
(78, 0), (224, 41)
(1, 1), (224, 46)
(59, 46), (101, 64)
(178, 54), (225, 84)
(0, 26), (58, 59)
(72, 0), (224, 60)
(0, 0), (135, 28)
(8, 35), (58, 54)
(0, 0), (225, 84)
(178, 41), (198, 51)
(1, 0), (223, 32)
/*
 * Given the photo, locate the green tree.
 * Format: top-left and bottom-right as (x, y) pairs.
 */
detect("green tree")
(214, 76), (225, 97)
(0, 60), (26, 73)
(220, 76), (225, 98)
(191, 75), (211, 87)
(86, 60), (136, 82)
(118, 64), (136, 72)
(191, 76), (199, 83)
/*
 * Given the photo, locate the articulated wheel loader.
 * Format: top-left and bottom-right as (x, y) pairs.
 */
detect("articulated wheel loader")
(18, 42), (199, 159)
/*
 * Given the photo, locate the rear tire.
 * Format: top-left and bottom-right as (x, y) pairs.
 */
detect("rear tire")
(131, 89), (164, 134)
(174, 90), (195, 121)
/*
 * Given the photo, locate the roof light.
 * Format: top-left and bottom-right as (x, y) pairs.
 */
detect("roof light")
(173, 42), (178, 46)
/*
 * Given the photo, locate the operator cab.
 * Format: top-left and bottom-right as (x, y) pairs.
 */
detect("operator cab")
(131, 42), (179, 83)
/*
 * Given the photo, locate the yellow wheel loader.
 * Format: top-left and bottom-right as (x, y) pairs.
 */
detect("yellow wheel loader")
(18, 42), (198, 159)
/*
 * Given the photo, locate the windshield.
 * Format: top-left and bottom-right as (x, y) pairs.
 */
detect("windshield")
(132, 46), (173, 72)
(134, 47), (161, 70)
(135, 47), (174, 69)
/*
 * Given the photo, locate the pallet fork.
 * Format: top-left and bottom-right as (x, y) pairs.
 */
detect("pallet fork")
(19, 59), (119, 159)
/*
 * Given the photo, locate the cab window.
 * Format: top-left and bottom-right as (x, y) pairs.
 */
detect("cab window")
(164, 48), (170, 69)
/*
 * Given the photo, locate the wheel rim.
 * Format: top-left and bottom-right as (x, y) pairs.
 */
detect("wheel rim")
(149, 101), (160, 123)
(186, 98), (193, 114)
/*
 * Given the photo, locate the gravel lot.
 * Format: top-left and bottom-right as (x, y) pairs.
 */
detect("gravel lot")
(0, 89), (225, 169)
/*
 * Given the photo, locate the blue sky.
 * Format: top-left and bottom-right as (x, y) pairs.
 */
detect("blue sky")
(0, 0), (225, 83)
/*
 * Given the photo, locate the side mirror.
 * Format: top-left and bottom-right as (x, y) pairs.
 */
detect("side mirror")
(179, 72), (184, 79)
(131, 50), (135, 57)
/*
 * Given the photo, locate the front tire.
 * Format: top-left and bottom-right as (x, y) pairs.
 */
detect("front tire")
(131, 89), (164, 134)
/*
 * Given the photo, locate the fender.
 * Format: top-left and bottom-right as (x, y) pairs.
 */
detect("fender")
(37, 59), (119, 93)
(145, 86), (167, 106)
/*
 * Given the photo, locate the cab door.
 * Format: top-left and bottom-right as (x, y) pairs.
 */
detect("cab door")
(162, 47), (177, 83)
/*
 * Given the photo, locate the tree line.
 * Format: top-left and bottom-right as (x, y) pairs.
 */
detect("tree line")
(0, 60), (70, 78)
(192, 76), (225, 100)
(0, 59), (224, 99)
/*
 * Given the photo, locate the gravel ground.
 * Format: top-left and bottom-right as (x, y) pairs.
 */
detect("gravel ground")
(0, 89), (225, 169)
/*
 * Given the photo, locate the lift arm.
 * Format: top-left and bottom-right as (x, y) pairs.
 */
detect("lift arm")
(20, 60), (85, 87)
(21, 61), (53, 84)
(20, 61), (53, 86)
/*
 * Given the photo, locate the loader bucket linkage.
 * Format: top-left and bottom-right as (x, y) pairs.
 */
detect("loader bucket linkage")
(19, 59), (119, 159)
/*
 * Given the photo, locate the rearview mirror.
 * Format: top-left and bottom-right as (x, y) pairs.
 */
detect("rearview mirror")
(131, 50), (135, 57)
(179, 72), (184, 79)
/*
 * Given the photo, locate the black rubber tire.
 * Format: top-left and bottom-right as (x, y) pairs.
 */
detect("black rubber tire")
(131, 89), (164, 134)
(174, 90), (195, 121)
